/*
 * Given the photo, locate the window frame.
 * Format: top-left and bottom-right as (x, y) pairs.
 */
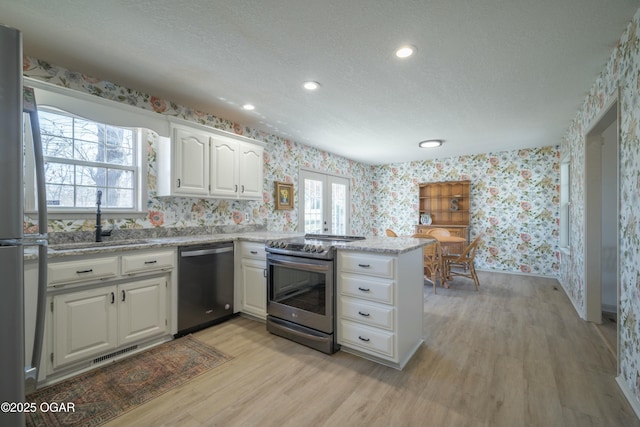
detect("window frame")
(24, 108), (148, 218)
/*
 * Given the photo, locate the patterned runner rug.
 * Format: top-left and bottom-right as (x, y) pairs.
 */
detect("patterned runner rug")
(26, 335), (232, 427)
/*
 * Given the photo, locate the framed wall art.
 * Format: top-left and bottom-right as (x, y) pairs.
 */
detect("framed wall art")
(275, 181), (294, 210)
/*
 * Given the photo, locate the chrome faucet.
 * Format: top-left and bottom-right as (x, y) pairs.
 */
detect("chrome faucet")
(95, 190), (112, 242)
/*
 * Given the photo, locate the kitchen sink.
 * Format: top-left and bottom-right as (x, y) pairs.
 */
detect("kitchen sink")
(49, 239), (150, 251)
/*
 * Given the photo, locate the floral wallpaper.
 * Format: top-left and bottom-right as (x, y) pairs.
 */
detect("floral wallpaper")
(560, 7), (640, 409)
(373, 147), (560, 276)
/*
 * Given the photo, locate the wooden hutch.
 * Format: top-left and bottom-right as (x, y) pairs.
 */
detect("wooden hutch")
(416, 180), (470, 254)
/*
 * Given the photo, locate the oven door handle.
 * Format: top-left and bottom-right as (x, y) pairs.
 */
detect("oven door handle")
(269, 258), (330, 272)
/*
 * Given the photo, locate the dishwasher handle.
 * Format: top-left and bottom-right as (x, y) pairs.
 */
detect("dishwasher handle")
(180, 245), (233, 257)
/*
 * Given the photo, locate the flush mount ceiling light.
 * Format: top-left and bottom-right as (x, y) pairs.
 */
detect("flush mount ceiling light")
(242, 104), (255, 111)
(303, 81), (320, 90)
(395, 45), (417, 58)
(419, 139), (443, 148)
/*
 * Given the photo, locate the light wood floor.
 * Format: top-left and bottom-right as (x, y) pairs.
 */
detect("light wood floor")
(105, 272), (638, 427)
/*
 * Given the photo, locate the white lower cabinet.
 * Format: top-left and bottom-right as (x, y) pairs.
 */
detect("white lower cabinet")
(46, 249), (175, 376)
(53, 287), (118, 369)
(241, 259), (267, 318)
(236, 241), (267, 319)
(337, 248), (424, 370)
(52, 277), (168, 369)
(118, 277), (168, 346)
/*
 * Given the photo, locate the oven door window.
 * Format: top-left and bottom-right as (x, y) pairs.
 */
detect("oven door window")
(271, 264), (327, 315)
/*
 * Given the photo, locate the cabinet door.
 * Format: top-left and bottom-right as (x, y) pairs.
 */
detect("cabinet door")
(238, 142), (263, 199)
(118, 277), (168, 346)
(241, 258), (267, 319)
(210, 137), (240, 198)
(174, 127), (210, 196)
(53, 287), (118, 369)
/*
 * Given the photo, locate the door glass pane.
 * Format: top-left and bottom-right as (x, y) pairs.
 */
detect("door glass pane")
(331, 182), (347, 235)
(304, 178), (323, 233)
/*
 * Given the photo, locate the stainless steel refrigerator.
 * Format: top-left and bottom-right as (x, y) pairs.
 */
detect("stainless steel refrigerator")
(0, 24), (48, 427)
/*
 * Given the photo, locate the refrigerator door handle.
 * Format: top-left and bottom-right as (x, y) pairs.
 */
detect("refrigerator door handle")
(23, 240), (47, 394)
(23, 87), (48, 393)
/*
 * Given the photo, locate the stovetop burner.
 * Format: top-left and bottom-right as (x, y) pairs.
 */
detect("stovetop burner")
(266, 234), (365, 259)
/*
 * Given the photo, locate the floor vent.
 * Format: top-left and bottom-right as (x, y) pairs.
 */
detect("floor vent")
(93, 345), (138, 364)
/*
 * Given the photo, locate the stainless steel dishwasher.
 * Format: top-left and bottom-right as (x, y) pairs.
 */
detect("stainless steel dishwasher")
(177, 241), (235, 336)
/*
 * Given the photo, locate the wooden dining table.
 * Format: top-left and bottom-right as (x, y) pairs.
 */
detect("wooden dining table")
(410, 234), (466, 255)
(431, 235), (466, 253)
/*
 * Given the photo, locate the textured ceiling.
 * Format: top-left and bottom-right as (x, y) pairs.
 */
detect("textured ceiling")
(1, 0), (638, 164)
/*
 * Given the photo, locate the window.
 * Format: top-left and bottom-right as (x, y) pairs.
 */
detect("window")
(25, 107), (145, 214)
(559, 156), (571, 251)
(299, 169), (350, 235)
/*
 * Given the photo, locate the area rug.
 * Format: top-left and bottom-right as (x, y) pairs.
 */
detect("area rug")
(26, 335), (232, 427)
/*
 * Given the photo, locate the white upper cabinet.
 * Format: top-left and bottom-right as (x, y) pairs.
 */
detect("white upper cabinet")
(173, 127), (210, 196)
(158, 121), (264, 200)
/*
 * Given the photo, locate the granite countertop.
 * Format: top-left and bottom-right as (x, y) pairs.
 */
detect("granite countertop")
(335, 236), (435, 255)
(23, 232), (434, 261)
(24, 231), (303, 261)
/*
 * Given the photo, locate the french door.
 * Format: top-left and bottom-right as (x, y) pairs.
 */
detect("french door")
(299, 169), (350, 235)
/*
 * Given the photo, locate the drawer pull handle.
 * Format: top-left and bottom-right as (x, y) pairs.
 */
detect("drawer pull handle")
(358, 311), (370, 317)
(144, 260), (158, 264)
(76, 269), (93, 274)
(357, 287), (370, 292)
(121, 290), (126, 302)
(358, 264), (370, 268)
(111, 292), (115, 304)
(250, 250), (258, 254)
(358, 336), (370, 342)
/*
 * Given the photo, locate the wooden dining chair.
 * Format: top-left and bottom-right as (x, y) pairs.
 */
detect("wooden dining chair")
(385, 229), (398, 237)
(413, 234), (446, 294)
(443, 232), (483, 290)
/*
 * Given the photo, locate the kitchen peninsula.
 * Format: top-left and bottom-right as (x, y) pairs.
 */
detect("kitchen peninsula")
(336, 236), (431, 369)
(25, 231), (432, 388)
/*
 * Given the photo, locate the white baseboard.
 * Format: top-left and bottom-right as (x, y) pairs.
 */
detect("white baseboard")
(617, 375), (640, 421)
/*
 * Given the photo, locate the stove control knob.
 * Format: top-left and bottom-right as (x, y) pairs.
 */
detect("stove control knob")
(316, 245), (325, 253)
(267, 241), (274, 248)
(303, 244), (310, 252)
(279, 241), (288, 248)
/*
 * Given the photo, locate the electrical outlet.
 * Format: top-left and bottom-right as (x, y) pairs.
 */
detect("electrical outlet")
(191, 212), (197, 222)
(165, 210), (176, 223)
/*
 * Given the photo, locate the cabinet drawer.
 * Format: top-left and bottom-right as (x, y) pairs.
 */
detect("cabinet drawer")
(238, 242), (266, 259)
(339, 253), (395, 278)
(340, 296), (394, 330)
(340, 273), (394, 304)
(49, 257), (118, 286)
(122, 250), (174, 275)
(340, 320), (395, 358)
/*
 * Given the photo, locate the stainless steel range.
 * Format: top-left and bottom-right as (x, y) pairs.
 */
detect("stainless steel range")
(265, 234), (365, 354)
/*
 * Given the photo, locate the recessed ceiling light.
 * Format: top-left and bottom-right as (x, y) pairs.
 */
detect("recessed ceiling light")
(419, 139), (443, 148)
(242, 104), (255, 111)
(395, 45), (416, 58)
(303, 81), (320, 90)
